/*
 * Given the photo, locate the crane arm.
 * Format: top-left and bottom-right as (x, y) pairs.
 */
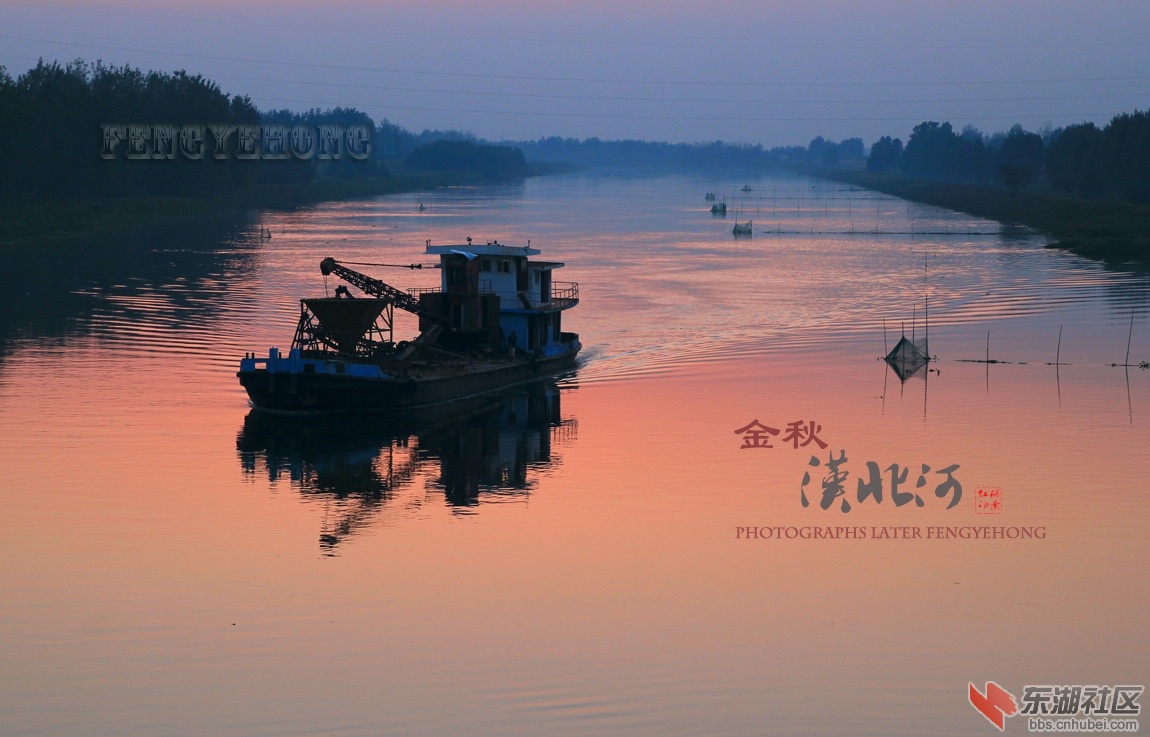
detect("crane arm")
(320, 257), (441, 320)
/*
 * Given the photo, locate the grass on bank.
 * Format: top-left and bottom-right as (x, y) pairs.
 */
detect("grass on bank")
(814, 170), (1150, 266)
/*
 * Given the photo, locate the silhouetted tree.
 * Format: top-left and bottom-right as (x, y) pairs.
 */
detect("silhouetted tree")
(0, 59), (266, 202)
(1046, 122), (1103, 198)
(260, 106), (387, 183)
(837, 137), (864, 160)
(996, 124), (1044, 190)
(405, 140), (526, 179)
(1100, 111), (1150, 202)
(998, 164), (1032, 193)
(900, 121), (991, 181)
(513, 136), (781, 170)
(867, 136), (903, 172)
(808, 136), (839, 167)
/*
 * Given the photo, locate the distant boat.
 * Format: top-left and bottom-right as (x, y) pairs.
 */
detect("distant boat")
(711, 201), (727, 215)
(741, 185), (752, 192)
(705, 192), (716, 201)
(732, 220), (752, 236)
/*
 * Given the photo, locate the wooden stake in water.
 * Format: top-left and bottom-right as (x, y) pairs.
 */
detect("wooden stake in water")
(1056, 324), (1063, 406)
(1125, 308), (1135, 366)
(924, 254), (929, 356)
(925, 295), (930, 356)
(985, 330), (990, 392)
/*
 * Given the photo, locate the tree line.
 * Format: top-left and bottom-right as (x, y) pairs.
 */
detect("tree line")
(515, 137), (781, 170)
(0, 60), (529, 205)
(853, 113), (1150, 203)
(10, 58), (1145, 208)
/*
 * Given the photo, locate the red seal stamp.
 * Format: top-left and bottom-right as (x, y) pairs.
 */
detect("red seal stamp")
(975, 487), (1002, 514)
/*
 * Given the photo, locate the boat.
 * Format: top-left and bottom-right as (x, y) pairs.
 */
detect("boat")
(705, 192), (716, 201)
(237, 240), (581, 414)
(711, 201), (727, 215)
(741, 185), (752, 192)
(732, 220), (752, 236)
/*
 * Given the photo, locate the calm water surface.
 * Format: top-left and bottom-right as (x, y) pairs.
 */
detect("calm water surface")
(1, 172), (1147, 736)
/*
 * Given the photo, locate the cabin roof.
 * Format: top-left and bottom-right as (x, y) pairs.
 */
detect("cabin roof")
(426, 243), (539, 258)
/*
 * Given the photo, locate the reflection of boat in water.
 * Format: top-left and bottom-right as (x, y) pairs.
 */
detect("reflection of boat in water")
(237, 241), (580, 414)
(732, 220), (752, 236)
(237, 381), (576, 553)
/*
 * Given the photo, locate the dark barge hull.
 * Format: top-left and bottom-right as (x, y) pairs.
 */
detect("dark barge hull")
(238, 350), (578, 415)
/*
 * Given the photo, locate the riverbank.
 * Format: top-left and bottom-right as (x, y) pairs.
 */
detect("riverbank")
(0, 162), (571, 245)
(811, 170), (1150, 266)
(0, 177), (425, 244)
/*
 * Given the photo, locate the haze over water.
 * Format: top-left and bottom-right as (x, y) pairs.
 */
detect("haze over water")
(3, 0), (1150, 144)
(1, 171), (1147, 736)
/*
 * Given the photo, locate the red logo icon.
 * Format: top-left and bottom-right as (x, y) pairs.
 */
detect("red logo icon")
(970, 681), (1019, 731)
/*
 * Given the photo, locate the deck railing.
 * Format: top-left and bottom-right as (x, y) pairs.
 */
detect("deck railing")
(408, 281), (578, 310)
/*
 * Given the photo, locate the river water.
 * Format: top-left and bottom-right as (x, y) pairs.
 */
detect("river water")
(1, 171), (1147, 736)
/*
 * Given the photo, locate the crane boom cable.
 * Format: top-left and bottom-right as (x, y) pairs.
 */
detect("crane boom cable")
(319, 257), (444, 321)
(336, 260), (429, 269)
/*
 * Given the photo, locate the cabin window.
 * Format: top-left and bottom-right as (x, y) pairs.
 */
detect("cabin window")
(480, 259), (492, 272)
(533, 272), (540, 285)
(499, 259), (511, 273)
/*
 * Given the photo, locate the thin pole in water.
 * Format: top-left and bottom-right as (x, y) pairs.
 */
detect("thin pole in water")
(924, 253), (929, 353)
(1124, 308), (1135, 366)
(1056, 325), (1063, 406)
(986, 330), (991, 393)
